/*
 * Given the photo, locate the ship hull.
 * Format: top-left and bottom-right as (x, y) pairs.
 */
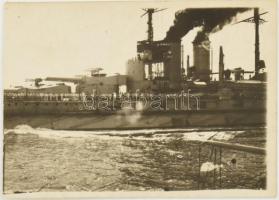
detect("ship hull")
(4, 109), (266, 130)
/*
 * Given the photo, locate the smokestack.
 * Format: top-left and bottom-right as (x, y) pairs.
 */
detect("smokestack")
(187, 55), (190, 76)
(219, 46), (224, 82)
(193, 32), (210, 82)
(181, 45), (184, 69)
(164, 42), (182, 90)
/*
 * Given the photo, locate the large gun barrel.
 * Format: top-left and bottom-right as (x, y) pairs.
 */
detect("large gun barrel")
(45, 77), (82, 83)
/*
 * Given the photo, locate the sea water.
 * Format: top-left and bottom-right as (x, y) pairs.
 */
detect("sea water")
(3, 125), (266, 193)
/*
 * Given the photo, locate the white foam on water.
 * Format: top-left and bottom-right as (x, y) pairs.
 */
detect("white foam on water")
(181, 130), (243, 142)
(4, 124), (244, 141)
(182, 131), (217, 141)
(200, 162), (224, 172)
(212, 131), (242, 141)
(5, 124), (195, 136)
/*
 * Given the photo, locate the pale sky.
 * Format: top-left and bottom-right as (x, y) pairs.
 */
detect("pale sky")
(3, 2), (274, 88)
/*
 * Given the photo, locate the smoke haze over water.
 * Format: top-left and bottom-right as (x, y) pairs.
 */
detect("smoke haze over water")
(164, 8), (251, 42)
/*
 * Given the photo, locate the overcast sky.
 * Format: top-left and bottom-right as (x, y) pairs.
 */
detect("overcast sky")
(3, 2), (274, 88)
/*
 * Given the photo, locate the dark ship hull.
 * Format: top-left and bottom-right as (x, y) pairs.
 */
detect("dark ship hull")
(4, 109), (265, 130)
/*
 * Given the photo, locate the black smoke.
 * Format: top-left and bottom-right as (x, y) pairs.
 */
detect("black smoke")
(164, 8), (251, 42)
(193, 31), (209, 44)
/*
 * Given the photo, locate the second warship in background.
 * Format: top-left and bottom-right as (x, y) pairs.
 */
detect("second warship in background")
(4, 8), (267, 130)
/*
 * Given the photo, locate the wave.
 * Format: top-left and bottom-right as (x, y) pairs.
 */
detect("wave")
(3, 124), (253, 142)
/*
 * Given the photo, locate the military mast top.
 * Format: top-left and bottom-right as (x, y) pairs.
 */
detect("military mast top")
(234, 8), (268, 79)
(141, 8), (166, 80)
(141, 8), (167, 42)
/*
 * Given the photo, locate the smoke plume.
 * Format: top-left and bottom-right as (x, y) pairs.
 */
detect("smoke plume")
(165, 8), (251, 42)
(193, 31), (209, 44)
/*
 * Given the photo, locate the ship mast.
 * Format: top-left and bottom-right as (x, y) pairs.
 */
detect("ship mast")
(234, 8), (268, 79)
(141, 8), (166, 79)
(254, 8), (260, 78)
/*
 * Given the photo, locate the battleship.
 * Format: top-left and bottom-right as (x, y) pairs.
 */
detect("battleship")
(4, 8), (267, 130)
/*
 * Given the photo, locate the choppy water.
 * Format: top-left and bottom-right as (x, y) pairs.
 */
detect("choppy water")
(4, 125), (266, 193)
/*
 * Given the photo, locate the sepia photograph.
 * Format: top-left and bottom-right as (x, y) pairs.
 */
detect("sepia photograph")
(2, 0), (277, 198)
